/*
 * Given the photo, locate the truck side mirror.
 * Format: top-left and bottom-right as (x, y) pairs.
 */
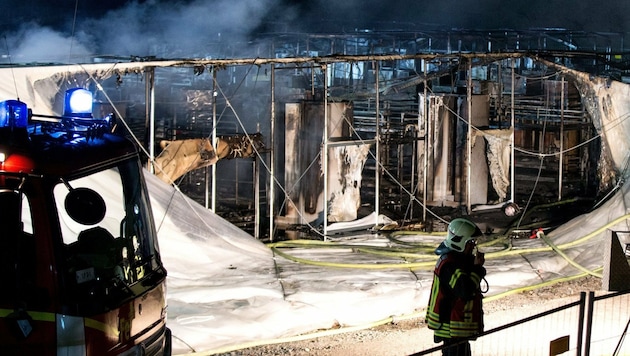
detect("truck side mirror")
(64, 187), (106, 225)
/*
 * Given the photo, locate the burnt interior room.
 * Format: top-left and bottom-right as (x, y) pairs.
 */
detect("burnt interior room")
(93, 29), (626, 241)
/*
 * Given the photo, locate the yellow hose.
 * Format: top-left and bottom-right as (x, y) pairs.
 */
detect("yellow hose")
(267, 211), (630, 269)
(483, 268), (603, 303)
(268, 210), (627, 268)
(270, 246), (438, 269)
(537, 230), (603, 278)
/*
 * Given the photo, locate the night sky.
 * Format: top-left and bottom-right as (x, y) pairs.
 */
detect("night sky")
(0, 0), (628, 62)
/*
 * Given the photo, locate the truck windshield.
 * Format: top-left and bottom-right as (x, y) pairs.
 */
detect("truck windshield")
(54, 159), (163, 312)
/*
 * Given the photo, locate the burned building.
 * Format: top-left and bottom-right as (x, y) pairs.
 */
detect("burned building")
(1, 28), (626, 240)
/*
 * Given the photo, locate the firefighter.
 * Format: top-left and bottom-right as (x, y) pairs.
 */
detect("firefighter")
(426, 218), (486, 356)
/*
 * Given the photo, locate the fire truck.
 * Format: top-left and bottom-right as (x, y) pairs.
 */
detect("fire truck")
(0, 89), (171, 355)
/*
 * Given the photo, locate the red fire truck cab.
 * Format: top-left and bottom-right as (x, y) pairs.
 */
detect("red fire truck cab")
(0, 90), (171, 355)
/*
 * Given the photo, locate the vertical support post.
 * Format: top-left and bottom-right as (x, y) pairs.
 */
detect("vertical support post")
(205, 167), (210, 209)
(146, 69), (156, 173)
(466, 60), (472, 213)
(398, 115), (404, 200)
(582, 291), (595, 356)
(323, 64), (329, 239)
(375, 60), (381, 225)
(269, 65), (276, 241)
(254, 156), (260, 239)
(422, 60), (428, 221)
(576, 291), (586, 356)
(235, 159), (239, 205)
(410, 114), (415, 220)
(510, 59), (516, 202)
(144, 70), (151, 153)
(211, 68), (217, 211)
(558, 77), (565, 201)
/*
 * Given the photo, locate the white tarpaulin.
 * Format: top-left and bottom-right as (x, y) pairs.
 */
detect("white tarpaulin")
(149, 168), (630, 354)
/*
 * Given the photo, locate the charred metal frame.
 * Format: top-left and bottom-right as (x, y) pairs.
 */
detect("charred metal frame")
(128, 51), (605, 239)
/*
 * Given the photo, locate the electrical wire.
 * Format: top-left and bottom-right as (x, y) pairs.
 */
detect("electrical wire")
(515, 124), (547, 230)
(68, 0), (79, 64)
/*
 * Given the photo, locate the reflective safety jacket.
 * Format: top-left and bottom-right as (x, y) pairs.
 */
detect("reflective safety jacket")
(426, 251), (486, 339)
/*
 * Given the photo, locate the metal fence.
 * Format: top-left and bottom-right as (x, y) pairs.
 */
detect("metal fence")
(585, 290), (630, 356)
(410, 289), (630, 356)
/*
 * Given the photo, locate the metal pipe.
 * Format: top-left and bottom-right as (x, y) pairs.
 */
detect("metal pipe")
(254, 156), (260, 239)
(511, 59), (516, 203)
(398, 115), (404, 201)
(210, 68), (217, 211)
(375, 60), (381, 225)
(583, 291), (595, 356)
(466, 60), (472, 213)
(148, 69), (155, 173)
(205, 167), (210, 210)
(235, 159), (239, 205)
(423, 60), (428, 221)
(410, 119), (416, 220)
(323, 64), (329, 239)
(576, 291), (586, 356)
(559, 77), (565, 201)
(269, 65), (276, 241)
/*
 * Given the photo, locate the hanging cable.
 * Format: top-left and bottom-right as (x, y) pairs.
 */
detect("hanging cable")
(68, 0), (79, 64)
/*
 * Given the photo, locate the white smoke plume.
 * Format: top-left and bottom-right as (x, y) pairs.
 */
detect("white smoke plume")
(2, 0), (285, 63)
(81, 0), (283, 58)
(4, 24), (93, 63)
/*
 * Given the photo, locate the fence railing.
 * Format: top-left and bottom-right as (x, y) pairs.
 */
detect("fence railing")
(410, 289), (630, 356)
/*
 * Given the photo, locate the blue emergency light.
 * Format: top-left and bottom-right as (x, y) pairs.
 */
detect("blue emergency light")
(1, 89), (107, 141)
(0, 100), (29, 128)
(63, 88), (93, 118)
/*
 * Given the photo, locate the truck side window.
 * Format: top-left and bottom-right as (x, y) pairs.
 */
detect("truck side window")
(52, 162), (161, 308)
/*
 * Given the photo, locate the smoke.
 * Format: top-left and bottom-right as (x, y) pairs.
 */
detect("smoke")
(80, 0), (284, 58)
(2, 0), (286, 63)
(4, 24), (94, 63)
(1, 0), (629, 64)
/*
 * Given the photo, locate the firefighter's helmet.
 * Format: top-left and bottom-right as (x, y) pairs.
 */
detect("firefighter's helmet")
(444, 218), (479, 252)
